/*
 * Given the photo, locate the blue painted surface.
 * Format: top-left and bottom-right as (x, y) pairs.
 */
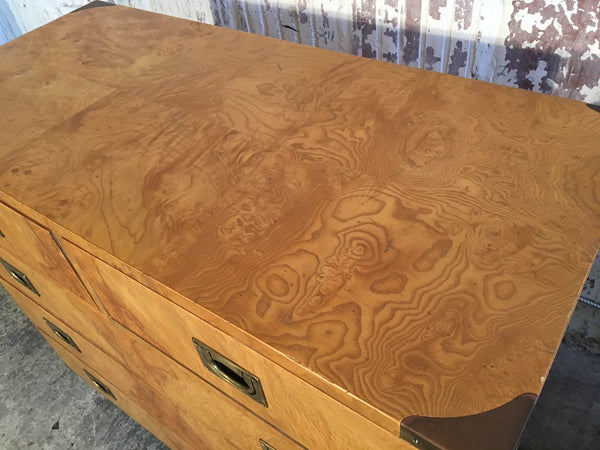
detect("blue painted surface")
(0, 0), (22, 45)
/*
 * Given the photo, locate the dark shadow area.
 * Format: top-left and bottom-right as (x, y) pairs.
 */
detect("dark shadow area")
(519, 303), (600, 450)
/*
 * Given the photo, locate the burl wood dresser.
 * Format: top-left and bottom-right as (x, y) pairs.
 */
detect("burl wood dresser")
(1, 2), (599, 449)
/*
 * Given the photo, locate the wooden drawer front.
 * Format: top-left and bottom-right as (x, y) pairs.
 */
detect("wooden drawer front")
(0, 201), (95, 308)
(41, 333), (194, 450)
(64, 241), (411, 450)
(6, 283), (305, 450)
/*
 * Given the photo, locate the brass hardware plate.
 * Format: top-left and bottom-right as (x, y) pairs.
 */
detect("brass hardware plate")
(193, 338), (267, 407)
(260, 439), (276, 450)
(0, 257), (40, 296)
(83, 370), (116, 400)
(258, 439), (276, 450)
(44, 318), (81, 353)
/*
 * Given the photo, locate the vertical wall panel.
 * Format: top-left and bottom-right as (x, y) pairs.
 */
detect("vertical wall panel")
(280, 3), (300, 42)
(243, 1), (266, 35)
(377, 0), (402, 63)
(262, 0), (283, 38)
(297, 0), (318, 46)
(472, 0), (511, 83)
(447, 0), (477, 77)
(0, 0), (20, 44)
(424, 0), (450, 72)
(209, 0), (236, 27)
(2, 0), (600, 102)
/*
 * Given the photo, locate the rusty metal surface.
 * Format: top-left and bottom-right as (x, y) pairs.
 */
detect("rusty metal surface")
(5, 1), (599, 102)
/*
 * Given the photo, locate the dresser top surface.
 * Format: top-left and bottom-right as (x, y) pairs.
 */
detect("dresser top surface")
(1, 4), (599, 425)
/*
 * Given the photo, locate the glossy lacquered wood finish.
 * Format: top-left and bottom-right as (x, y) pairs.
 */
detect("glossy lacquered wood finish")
(56, 346), (194, 450)
(1, 2), (599, 440)
(63, 240), (409, 449)
(5, 283), (305, 450)
(40, 331), (198, 450)
(0, 201), (95, 308)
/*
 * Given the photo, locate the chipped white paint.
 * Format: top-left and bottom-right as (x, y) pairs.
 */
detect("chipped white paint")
(376, 0), (401, 64)
(582, 38), (600, 61)
(5, 0), (87, 33)
(296, 0), (318, 46)
(424, 0), (454, 72)
(447, 1), (479, 78)
(472, 0), (512, 83)
(513, 9), (551, 34)
(580, 82), (600, 105)
(554, 47), (571, 58)
(526, 59), (548, 90)
(116, 0), (214, 23)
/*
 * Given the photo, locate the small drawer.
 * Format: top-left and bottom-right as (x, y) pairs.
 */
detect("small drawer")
(0, 262), (98, 337)
(7, 283), (305, 450)
(0, 201), (96, 309)
(64, 240), (410, 450)
(42, 334), (193, 450)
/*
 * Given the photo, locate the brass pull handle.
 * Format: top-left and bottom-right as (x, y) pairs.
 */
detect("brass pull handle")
(260, 440), (276, 450)
(83, 370), (116, 400)
(0, 257), (40, 296)
(44, 318), (81, 352)
(210, 358), (254, 393)
(0, 229), (4, 237)
(193, 338), (267, 407)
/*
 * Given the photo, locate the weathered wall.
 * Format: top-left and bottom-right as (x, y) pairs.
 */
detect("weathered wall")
(3, 0), (600, 102)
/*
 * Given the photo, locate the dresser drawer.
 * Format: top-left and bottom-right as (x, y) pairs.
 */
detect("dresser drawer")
(41, 331), (195, 450)
(0, 201), (95, 308)
(5, 282), (305, 450)
(63, 241), (410, 449)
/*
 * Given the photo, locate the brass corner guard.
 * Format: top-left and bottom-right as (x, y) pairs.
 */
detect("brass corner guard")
(400, 393), (538, 450)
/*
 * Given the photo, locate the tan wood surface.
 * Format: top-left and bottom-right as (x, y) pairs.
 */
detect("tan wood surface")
(7, 284), (306, 450)
(62, 240), (410, 448)
(1, 2), (599, 433)
(53, 347), (194, 450)
(40, 329), (199, 450)
(0, 201), (96, 308)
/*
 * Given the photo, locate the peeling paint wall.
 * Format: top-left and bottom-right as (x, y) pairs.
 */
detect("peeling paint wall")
(3, 0), (600, 102)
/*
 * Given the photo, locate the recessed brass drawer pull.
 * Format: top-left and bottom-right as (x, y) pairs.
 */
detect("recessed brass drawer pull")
(193, 338), (267, 407)
(44, 318), (81, 353)
(0, 257), (40, 296)
(83, 370), (116, 400)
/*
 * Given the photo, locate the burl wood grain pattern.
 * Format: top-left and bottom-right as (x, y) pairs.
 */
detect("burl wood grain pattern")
(62, 239), (410, 448)
(54, 349), (194, 450)
(0, 201), (96, 308)
(1, 3), (599, 431)
(41, 329), (201, 450)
